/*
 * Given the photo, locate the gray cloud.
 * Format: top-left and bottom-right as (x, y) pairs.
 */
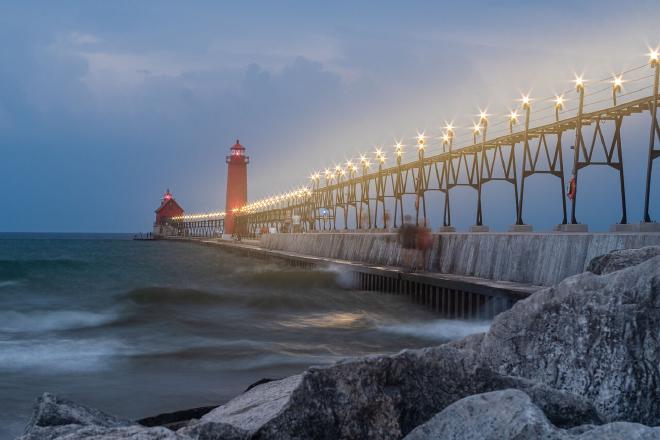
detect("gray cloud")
(0, 1), (658, 232)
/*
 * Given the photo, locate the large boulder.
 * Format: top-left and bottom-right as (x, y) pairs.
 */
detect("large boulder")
(586, 245), (660, 275)
(182, 346), (600, 439)
(478, 254), (660, 425)
(403, 389), (660, 440)
(20, 393), (187, 440)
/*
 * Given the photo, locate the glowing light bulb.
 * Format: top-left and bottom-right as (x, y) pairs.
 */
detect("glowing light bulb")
(510, 110), (519, 123)
(612, 75), (624, 91)
(554, 94), (565, 109)
(574, 75), (585, 91)
(478, 110), (489, 122)
(648, 48), (659, 65)
(520, 94), (531, 109)
(472, 122), (482, 134)
(416, 132), (426, 149)
(392, 141), (403, 158)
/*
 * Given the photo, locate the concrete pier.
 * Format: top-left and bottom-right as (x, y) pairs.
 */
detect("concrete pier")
(169, 231), (659, 320)
(173, 236), (540, 319)
(260, 232), (660, 286)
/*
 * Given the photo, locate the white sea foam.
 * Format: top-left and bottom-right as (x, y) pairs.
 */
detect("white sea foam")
(0, 310), (117, 333)
(378, 319), (491, 341)
(0, 338), (126, 372)
(0, 280), (20, 288)
(323, 264), (358, 288)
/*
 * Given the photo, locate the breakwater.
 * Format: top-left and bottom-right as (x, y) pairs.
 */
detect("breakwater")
(180, 237), (539, 320)
(260, 232), (660, 286)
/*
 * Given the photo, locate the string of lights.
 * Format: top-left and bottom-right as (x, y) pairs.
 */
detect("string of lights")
(191, 47), (660, 220)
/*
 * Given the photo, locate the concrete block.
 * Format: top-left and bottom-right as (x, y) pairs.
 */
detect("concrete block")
(610, 223), (638, 232)
(639, 222), (660, 232)
(559, 223), (589, 233)
(260, 231), (660, 286)
(509, 224), (533, 232)
(469, 225), (490, 233)
(438, 226), (456, 233)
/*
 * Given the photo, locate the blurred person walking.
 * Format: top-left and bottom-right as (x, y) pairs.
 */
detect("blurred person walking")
(398, 215), (417, 272)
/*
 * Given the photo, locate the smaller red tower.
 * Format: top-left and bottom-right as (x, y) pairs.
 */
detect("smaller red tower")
(224, 139), (249, 234)
(153, 189), (184, 236)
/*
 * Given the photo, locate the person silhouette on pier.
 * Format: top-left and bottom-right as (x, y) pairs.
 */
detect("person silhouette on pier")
(399, 215), (417, 272)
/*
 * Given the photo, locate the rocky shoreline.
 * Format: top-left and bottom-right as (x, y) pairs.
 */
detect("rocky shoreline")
(18, 246), (660, 439)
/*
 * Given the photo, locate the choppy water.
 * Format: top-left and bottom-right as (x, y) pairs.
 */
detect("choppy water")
(0, 234), (489, 439)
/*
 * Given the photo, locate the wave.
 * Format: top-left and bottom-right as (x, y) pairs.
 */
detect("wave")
(122, 286), (239, 305)
(0, 280), (20, 288)
(378, 319), (491, 342)
(130, 343), (342, 371)
(121, 285), (345, 312)
(276, 312), (374, 330)
(0, 258), (86, 280)
(244, 268), (340, 289)
(129, 339), (273, 360)
(0, 338), (125, 372)
(0, 310), (119, 333)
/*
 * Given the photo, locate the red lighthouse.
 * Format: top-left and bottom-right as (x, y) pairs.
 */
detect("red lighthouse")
(153, 189), (184, 237)
(224, 139), (249, 234)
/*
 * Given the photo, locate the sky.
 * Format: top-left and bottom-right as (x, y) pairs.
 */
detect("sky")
(1, 0), (659, 232)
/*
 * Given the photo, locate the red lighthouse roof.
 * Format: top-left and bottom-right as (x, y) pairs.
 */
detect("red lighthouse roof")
(231, 139), (245, 150)
(227, 139), (249, 163)
(155, 189), (184, 225)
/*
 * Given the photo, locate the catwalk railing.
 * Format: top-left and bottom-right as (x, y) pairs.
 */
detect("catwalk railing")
(229, 53), (660, 236)
(150, 51), (660, 236)
(167, 215), (225, 237)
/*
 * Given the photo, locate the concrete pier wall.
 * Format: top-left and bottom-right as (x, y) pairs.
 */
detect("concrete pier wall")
(260, 232), (660, 286)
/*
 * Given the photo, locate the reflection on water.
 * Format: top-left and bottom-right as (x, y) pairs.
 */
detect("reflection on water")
(0, 235), (489, 438)
(278, 312), (373, 329)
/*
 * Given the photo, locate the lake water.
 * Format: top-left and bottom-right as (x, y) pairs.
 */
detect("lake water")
(0, 234), (489, 439)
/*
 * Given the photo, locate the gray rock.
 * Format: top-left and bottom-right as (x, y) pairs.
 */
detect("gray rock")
(485, 378), (600, 429)
(446, 332), (484, 352)
(177, 422), (248, 440)
(586, 245), (660, 275)
(403, 389), (660, 440)
(137, 405), (218, 431)
(20, 393), (188, 440)
(184, 346), (600, 439)
(479, 255), (660, 425)
(574, 422), (660, 439)
(180, 375), (300, 439)
(23, 393), (133, 433)
(24, 425), (185, 439)
(403, 389), (562, 440)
